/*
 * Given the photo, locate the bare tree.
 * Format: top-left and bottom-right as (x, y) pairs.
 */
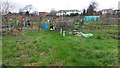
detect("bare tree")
(0, 1), (2, 21)
(87, 1), (98, 15)
(22, 5), (33, 12)
(32, 10), (39, 15)
(18, 9), (24, 15)
(0, 1), (1, 12)
(19, 9), (24, 12)
(50, 9), (57, 16)
(1, 1), (14, 15)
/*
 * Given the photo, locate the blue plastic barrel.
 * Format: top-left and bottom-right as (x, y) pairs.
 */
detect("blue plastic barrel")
(42, 22), (47, 30)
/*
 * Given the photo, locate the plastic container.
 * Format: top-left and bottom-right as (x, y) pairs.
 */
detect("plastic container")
(42, 22), (47, 30)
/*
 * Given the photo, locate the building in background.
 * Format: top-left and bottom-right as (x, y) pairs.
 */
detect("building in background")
(39, 12), (47, 17)
(100, 9), (113, 14)
(56, 10), (81, 16)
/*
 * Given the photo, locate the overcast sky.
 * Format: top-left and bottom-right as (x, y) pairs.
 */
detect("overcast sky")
(2, 0), (120, 12)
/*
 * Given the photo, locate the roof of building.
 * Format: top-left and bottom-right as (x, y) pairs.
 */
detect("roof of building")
(57, 10), (80, 13)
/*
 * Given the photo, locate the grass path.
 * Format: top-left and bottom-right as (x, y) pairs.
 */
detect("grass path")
(2, 28), (119, 66)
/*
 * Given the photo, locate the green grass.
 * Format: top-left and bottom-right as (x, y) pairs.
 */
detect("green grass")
(2, 24), (119, 66)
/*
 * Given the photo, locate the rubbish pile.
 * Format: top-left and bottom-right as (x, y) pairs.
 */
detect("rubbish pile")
(69, 30), (93, 38)
(2, 27), (22, 35)
(79, 32), (93, 38)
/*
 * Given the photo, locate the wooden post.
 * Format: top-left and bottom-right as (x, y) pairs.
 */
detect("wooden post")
(118, 10), (120, 23)
(4, 15), (9, 31)
(38, 16), (42, 32)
